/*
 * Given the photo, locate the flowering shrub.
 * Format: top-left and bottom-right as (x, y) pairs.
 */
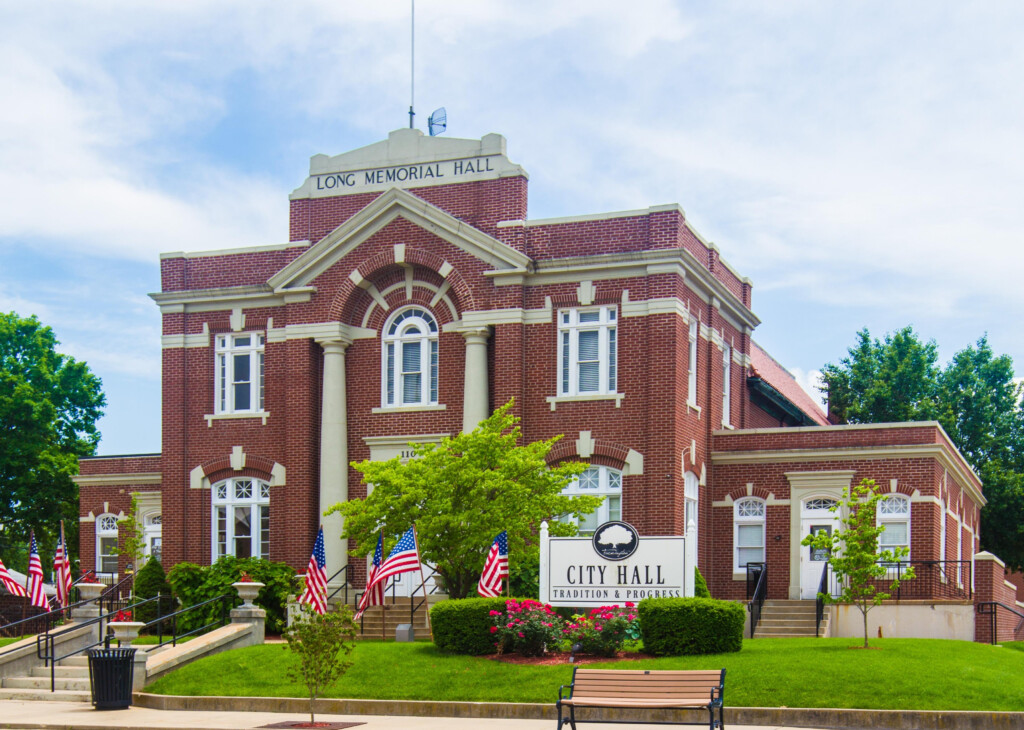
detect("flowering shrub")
(564, 603), (640, 657)
(489, 599), (564, 656)
(112, 609), (133, 622)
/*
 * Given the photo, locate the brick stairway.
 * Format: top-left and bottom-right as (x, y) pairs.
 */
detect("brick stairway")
(754, 600), (828, 638)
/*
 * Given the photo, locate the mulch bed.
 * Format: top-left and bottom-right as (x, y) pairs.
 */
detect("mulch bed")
(488, 650), (655, 665)
(258, 723), (364, 729)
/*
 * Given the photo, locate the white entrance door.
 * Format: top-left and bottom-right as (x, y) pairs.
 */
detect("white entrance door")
(800, 498), (839, 599)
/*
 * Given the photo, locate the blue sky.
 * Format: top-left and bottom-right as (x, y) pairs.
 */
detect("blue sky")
(2, 2), (1023, 455)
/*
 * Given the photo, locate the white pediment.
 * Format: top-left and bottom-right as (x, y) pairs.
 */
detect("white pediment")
(269, 187), (532, 292)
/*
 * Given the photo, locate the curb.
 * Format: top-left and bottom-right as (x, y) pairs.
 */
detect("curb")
(133, 693), (1024, 729)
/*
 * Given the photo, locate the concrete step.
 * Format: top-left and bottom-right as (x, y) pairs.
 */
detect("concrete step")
(59, 655), (90, 667)
(0, 687), (91, 702)
(3, 676), (91, 691)
(30, 665), (90, 678)
(757, 619), (819, 629)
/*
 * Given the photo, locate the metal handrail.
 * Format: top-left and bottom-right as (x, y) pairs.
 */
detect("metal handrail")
(324, 565), (350, 605)
(0, 594), (98, 639)
(815, 562), (829, 637)
(408, 568), (440, 627)
(976, 601), (1024, 645)
(138, 593), (232, 651)
(746, 562), (767, 639)
(822, 559), (971, 602)
(356, 578), (399, 635)
(35, 595), (163, 692)
(99, 572), (136, 615)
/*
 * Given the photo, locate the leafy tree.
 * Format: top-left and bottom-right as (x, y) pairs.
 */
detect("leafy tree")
(0, 312), (105, 568)
(331, 400), (602, 599)
(283, 604), (356, 725)
(802, 479), (915, 649)
(819, 327), (940, 424)
(112, 492), (147, 574)
(821, 329), (1024, 570)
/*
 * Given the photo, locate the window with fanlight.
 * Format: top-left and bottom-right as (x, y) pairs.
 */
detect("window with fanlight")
(212, 478), (270, 560)
(561, 465), (622, 535)
(878, 494), (911, 559)
(382, 307), (439, 407)
(96, 514), (120, 574)
(734, 498), (766, 571)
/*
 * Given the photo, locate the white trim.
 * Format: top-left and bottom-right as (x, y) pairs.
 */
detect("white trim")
(266, 322), (376, 344)
(204, 412), (270, 427)
(160, 239), (310, 260)
(371, 404), (447, 414)
(496, 204), (685, 228)
(73, 473), (162, 487)
(546, 393), (625, 411)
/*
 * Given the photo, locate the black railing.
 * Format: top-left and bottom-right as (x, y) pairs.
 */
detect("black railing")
(976, 602), (1024, 645)
(746, 562), (767, 639)
(35, 595), (163, 692)
(356, 578), (401, 636)
(823, 559), (972, 602)
(815, 562), (829, 637)
(136, 594), (232, 651)
(99, 573), (136, 615)
(408, 568), (440, 629)
(324, 565), (351, 606)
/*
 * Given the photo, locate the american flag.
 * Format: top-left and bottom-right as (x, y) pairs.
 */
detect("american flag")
(298, 527), (327, 615)
(353, 533), (384, 621)
(53, 522), (72, 608)
(27, 533), (48, 610)
(0, 558), (26, 598)
(369, 527), (421, 589)
(477, 531), (509, 598)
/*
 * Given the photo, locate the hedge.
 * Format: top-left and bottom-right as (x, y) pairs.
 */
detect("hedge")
(637, 597), (744, 656)
(694, 567), (711, 598)
(431, 597), (529, 655)
(133, 559), (177, 632)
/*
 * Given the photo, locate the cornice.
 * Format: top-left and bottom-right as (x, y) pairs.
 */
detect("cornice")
(73, 472), (162, 487)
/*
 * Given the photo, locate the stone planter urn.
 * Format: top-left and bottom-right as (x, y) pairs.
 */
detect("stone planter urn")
(77, 582), (106, 602)
(233, 581), (265, 607)
(107, 621), (145, 644)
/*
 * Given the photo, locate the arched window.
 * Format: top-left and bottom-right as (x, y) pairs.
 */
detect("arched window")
(96, 514), (119, 574)
(684, 471), (699, 557)
(212, 478), (270, 560)
(382, 307), (439, 407)
(562, 465), (623, 535)
(878, 494), (911, 559)
(144, 513), (162, 565)
(734, 498), (765, 571)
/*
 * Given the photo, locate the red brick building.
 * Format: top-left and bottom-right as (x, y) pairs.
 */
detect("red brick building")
(78, 129), (1000, 637)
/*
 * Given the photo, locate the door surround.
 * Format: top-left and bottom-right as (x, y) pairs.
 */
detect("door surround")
(784, 471), (854, 600)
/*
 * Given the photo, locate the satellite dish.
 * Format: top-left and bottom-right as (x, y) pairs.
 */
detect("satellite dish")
(428, 107), (447, 136)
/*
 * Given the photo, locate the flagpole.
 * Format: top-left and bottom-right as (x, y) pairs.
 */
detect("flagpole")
(411, 524), (432, 641)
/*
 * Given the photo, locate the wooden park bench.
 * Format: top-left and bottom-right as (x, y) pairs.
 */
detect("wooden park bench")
(556, 668), (726, 730)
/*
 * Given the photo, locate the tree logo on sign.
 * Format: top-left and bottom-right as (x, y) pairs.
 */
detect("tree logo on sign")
(592, 521), (639, 560)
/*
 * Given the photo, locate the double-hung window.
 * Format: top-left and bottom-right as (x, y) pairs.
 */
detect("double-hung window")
(734, 498), (765, 571)
(382, 307), (439, 407)
(878, 495), (910, 560)
(212, 478), (270, 560)
(96, 514), (119, 574)
(215, 333), (265, 414)
(687, 319), (698, 405)
(562, 465), (622, 535)
(558, 307), (617, 396)
(722, 344), (732, 427)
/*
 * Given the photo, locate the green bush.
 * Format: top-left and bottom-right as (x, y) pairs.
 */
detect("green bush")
(694, 567), (711, 598)
(432, 597), (525, 655)
(133, 559), (177, 632)
(166, 556), (299, 634)
(638, 597), (744, 656)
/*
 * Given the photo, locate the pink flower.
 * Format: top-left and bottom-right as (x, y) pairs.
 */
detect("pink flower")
(518, 632), (525, 638)
(595, 625), (603, 631)
(625, 602), (635, 607)
(490, 626), (498, 634)
(489, 610), (500, 616)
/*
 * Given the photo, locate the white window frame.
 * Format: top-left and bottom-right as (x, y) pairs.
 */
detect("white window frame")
(734, 497), (765, 572)
(96, 513), (119, 575)
(215, 333), (265, 414)
(557, 306), (618, 396)
(212, 478), (270, 561)
(382, 307), (439, 407)
(722, 344), (732, 427)
(877, 494), (911, 560)
(562, 465), (623, 535)
(687, 318), (698, 406)
(684, 471), (699, 561)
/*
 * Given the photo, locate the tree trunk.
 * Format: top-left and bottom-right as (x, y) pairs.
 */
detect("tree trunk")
(861, 606), (868, 649)
(309, 690), (315, 724)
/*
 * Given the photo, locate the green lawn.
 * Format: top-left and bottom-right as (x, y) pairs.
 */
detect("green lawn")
(145, 638), (1024, 711)
(0, 636), (24, 648)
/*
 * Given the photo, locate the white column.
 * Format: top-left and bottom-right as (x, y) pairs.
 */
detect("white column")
(461, 327), (491, 432)
(539, 520), (550, 604)
(318, 338), (351, 587)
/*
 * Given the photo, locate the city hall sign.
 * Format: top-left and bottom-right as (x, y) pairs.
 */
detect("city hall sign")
(539, 520), (693, 607)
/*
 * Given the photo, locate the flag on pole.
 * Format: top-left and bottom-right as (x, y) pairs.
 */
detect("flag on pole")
(0, 558), (26, 598)
(477, 531), (509, 597)
(27, 532), (49, 610)
(368, 527), (421, 590)
(353, 533), (384, 621)
(53, 522), (72, 608)
(298, 527), (328, 615)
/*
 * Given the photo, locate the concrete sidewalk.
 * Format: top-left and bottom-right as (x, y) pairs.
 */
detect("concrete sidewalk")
(0, 701), (828, 730)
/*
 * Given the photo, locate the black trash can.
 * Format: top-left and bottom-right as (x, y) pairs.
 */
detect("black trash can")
(87, 647), (136, 709)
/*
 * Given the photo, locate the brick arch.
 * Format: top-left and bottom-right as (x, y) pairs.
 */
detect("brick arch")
(546, 439), (635, 473)
(198, 453), (278, 489)
(350, 266), (460, 330)
(326, 247), (476, 325)
(725, 486), (773, 502)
